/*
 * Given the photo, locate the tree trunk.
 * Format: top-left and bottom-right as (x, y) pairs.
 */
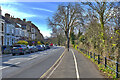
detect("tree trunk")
(65, 31), (70, 51)
(67, 35), (70, 51)
(117, 21), (120, 76)
(100, 14), (105, 56)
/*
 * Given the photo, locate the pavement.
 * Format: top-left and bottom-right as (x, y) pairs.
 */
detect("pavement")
(1, 47), (65, 79)
(48, 48), (104, 78)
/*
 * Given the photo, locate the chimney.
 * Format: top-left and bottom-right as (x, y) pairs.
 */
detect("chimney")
(23, 18), (26, 22)
(5, 13), (10, 19)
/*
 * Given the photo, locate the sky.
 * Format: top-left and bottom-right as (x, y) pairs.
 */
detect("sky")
(0, 2), (62, 38)
(0, 1), (119, 38)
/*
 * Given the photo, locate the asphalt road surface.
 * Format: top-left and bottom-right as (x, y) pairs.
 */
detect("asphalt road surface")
(1, 46), (65, 79)
(1, 47), (104, 80)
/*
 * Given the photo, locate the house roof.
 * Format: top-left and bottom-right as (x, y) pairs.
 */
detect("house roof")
(31, 23), (40, 32)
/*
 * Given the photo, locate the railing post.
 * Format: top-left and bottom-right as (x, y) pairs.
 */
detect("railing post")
(98, 55), (100, 64)
(105, 57), (107, 68)
(94, 53), (95, 59)
(116, 62), (118, 78)
(90, 52), (92, 58)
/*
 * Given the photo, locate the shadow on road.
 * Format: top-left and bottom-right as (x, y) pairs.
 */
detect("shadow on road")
(2, 63), (19, 67)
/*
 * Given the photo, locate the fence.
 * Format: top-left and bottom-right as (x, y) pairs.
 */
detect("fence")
(78, 48), (120, 78)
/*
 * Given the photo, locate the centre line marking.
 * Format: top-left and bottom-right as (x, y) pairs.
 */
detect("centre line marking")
(40, 48), (65, 78)
(15, 62), (21, 65)
(71, 49), (80, 80)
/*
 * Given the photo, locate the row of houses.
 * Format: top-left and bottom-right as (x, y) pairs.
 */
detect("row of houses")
(0, 7), (44, 47)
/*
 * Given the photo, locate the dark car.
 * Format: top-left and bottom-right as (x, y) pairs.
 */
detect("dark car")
(29, 46), (38, 53)
(36, 45), (44, 51)
(1, 45), (6, 54)
(12, 45), (27, 56)
(2, 45), (13, 54)
(46, 45), (50, 49)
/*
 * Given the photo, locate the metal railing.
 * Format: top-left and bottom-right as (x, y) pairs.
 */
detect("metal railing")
(78, 48), (120, 78)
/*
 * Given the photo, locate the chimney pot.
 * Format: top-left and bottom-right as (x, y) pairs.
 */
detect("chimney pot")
(23, 18), (26, 22)
(5, 13), (10, 18)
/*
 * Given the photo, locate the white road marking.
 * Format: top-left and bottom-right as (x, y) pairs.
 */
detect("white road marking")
(71, 49), (80, 80)
(1, 47), (61, 70)
(15, 62), (21, 65)
(44, 53), (48, 55)
(0, 62), (21, 70)
(1, 66), (9, 70)
(3, 62), (9, 63)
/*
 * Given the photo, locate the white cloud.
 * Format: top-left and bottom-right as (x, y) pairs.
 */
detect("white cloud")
(32, 8), (53, 13)
(1, 5), (37, 19)
(40, 30), (51, 38)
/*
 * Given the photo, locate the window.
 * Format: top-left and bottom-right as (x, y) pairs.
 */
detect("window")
(7, 38), (9, 45)
(12, 28), (14, 34)
(2, 23), (4, 31)
(1, 36), (3, 45)
(12, 38), (13, 44)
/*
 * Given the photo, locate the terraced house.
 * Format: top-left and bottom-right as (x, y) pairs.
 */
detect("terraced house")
(0, 7), (5, 47)
(0, 7), (44, 46)
(4, 13), (15, 46)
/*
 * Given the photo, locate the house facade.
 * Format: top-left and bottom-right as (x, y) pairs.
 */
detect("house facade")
(0, 16), (5, 46)
(0, 7), (5, 47)
(4, 13), (15, 46)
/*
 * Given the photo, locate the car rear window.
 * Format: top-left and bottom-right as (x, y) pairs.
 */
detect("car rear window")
(21, 45), (26, 47)
(13, 45), (21, 47)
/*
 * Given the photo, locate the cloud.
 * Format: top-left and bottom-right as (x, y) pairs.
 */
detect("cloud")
(40, 30), (51, 37)
(1, 4), (37, 19)
(32, 8), (53, 13)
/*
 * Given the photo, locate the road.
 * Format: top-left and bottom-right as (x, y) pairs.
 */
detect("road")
(1, 46), (65, 79)
(1, 47), (104, 80)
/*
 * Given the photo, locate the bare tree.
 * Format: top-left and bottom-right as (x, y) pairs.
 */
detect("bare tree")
(82, 2), (117, 55)
(51, 27), (66, 46)
(47, 3), (84, 51)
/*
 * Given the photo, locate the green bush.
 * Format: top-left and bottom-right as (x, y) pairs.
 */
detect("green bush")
(75, 45), (78, 50)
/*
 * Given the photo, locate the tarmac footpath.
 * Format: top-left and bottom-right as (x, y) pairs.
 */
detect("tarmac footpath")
(46, 48), (104, 79)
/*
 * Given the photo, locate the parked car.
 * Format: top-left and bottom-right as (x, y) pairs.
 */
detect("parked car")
(27, 46), (33, 53)
(1, 45), (6, 54)
(46, 45), (50, 49)
(3, 46), (13, 54)
(33, 46), (38, 52)
(29, 46), (38, 53)
(12, 45), (28, 56)
(36, 45), (44, 51)
(42, 45), (47, 50)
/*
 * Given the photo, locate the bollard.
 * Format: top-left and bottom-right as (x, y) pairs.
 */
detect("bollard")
(98, 55), (100, 64)
(94, 53), (95, 60)
(105, 57), (107, 68)
(90, 52), (92, 58)
(116, 62), (118, 78)
(88, 51), (89, 56)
